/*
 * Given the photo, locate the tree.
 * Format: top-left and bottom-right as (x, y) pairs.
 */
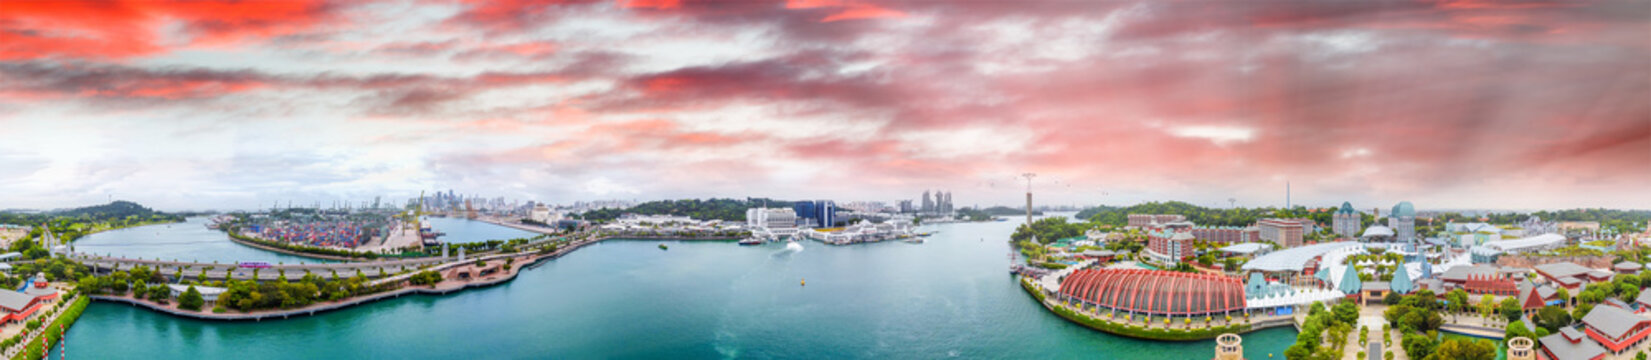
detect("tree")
(178, 285), (205, 311)
(1334, 302), (1359, 325)
(1427, 338), (1496, 360)
(1506, 320), (1540, 343)
(1479, 295), (1496, 320)
(1535, 306), (1572, 333)
(1556, 287), (1571, 306)
(1447, 289), (1470, 322)
(1574, 303), (1595, 323)
(1384, 291), (1404, 306)
(148, 285), (170, 304)
(1403, 333), (1437, 359)
(1500, 297), (1523, 323)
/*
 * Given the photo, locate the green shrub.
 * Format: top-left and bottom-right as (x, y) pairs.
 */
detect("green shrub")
(12, 296), (89, 360)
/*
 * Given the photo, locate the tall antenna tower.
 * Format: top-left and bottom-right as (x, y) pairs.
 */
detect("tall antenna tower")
(1022, 173), (1037, 227)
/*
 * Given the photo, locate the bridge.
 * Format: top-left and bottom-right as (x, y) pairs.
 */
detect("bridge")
(68, 252), (453, 281)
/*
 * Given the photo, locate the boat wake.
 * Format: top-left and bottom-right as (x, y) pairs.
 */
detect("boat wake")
(785, 241), (803, 253)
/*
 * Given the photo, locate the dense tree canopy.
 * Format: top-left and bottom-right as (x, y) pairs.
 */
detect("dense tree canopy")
(578, 198), (796, 222)
(1077, 201), (1374, 229)
(1012, 217), (1089, 244)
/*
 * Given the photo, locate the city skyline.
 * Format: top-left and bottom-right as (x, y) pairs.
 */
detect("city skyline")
(2, 1), (1648, 211)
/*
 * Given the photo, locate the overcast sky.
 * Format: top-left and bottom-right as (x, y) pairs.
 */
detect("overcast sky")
(1, 0), (1647, 212)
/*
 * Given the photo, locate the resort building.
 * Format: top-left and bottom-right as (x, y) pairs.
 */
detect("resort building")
(1388, 201), (1417, 243)
(1534, 262), (1612, 291)
(1439, 264), (1521, 295)
(1257, 218), (1306, 248)
(1579, 305), (1651, 356)
(0, 274), (58, 325)
(1146, 230), (1195, 264)
(168, 284), (227, 308)
(1241, 242), (1362, 283)
(1517, 283), (1562, 313)
(1332, 202), (1360, 238)
(1614, 261), (1642, 275)
(1634, 291), (1651, 314)
(1128, 214), (1186, 228)
(1540, 327), (1606, 360)
(1218, 243), (1272, 258)
(1056, 269), (1246, 318)
(1361, 225), (1396, 242)
(1190, 226), (1259, 244)
(746, 208), (799, 239)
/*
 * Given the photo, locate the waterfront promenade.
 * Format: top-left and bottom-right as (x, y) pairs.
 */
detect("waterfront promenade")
(81, 227), (641, 321)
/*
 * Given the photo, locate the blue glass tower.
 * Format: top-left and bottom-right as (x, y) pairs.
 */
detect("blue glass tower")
(794, 201), (817, 226)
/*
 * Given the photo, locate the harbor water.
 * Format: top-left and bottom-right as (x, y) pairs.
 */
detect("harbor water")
(64, 216), (1297, 359)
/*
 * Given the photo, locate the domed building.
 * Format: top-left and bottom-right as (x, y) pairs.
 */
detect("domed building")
(1362, 225), (1395, 242)
(1058, 269), (1246, 318)
(1388, 201), (1417, 243)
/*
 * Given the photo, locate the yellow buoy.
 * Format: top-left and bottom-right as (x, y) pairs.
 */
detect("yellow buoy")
(801, 278), (806, 286)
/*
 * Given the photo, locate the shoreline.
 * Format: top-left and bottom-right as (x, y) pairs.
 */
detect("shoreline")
(1017, 276), (1293, 341)
(83, 234), (715, 322)
(221, 232), (370, 262)
(62, 218), (188, 242)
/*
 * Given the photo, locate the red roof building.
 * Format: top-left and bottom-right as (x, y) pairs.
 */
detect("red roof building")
(1581, 305), (1651, 355)
(1058, 269), (1246, 317)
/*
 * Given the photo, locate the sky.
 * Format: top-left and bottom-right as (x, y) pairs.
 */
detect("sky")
(0, 0), (1647, 212)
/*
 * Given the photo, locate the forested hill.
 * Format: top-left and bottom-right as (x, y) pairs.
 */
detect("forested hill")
(578, 198), (796, 222)
(54, 201), (176, 220)
(0, 201), (182, 226)
(1077, 201), (1353, 228)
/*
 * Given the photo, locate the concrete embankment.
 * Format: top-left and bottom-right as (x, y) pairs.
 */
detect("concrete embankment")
(90, 263), (526, 322)
(89, 235), (733, 321)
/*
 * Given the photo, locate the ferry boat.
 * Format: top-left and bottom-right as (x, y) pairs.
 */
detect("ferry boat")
(738, 238), (763, 246)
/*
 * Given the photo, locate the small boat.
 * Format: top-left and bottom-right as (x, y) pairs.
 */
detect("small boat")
(738, 238), (763, 246)
(658, 244), (668, 250)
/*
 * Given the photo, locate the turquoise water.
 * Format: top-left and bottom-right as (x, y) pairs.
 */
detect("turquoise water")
(420, 217), (538, 244)
(64, 217), (1297, 359)
(72, 217), (332, 264)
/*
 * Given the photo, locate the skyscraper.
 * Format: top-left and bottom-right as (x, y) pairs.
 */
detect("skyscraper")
(921, 191), (934, 213)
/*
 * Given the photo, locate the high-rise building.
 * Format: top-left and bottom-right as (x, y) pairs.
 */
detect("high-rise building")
(1389, 201), (1416, 243)
(921, 191), (934, 213)
(897, 200), (914, 213)
(1258, 218), (1306, 248)
(814, 200), (837, 228)
(793, 201), (817, 227)
(1333, 202), (1361, 238)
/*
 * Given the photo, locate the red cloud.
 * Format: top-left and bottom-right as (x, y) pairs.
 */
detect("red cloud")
(0, 0), (340, 60)
(820, 3), (905, 22)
